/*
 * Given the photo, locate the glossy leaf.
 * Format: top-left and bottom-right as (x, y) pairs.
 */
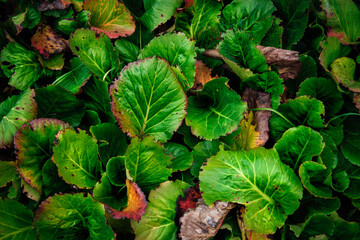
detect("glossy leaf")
(186, 78), (246, 140)
(191, 140), (221, 177)
(164, 142), (194, 172)
(115, 38), (140, 63)
(52, 129), (102, 188)
(110, 57), (187, 142)
(106, 156), (127, 187)
(200, 148), (303, 234)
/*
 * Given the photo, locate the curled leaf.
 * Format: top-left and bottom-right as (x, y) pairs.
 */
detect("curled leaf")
(192, 60), (217, 90)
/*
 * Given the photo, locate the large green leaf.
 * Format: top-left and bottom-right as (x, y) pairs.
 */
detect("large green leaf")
(110, 57), (187, 142)
(15, 118), (69, 193)
(200, 148), (303, 234)
(34, 193), (114, 240)
(125, 137), (172, 192)
(261, 17), (283, 48)
(53, 57), (92, 94)
(164, 142), (193, 172)
(35, 85), (85, 127)
(69, 29), (120, 82)
(186, 78), (246, 140)
(132, 180), (189, 240)
(0, 42), (42, 90)
(140, 0), (183, 31)
(219, 0), (275, 43)
(139, 33), (196, 90)
(0, 199), (36, 240)
(274, 126), (325, 170)
(271, 0), (309, 49)
(297, 77), (344, 116)
(322, 0), (360, 44)
(0, 89), (37, 149)
(0, 161), (17, 187)
(52, 129), (102, 188)
(270, 96), (325, 141)
(83, 0), (135, 39)
(330, 57), (360, 92)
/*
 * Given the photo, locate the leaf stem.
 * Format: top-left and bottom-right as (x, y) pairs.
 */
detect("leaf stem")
(251, 108), (295, 127)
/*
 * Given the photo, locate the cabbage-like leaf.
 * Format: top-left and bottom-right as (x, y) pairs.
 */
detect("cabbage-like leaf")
(0, 199), (36, 240)
(140, 0), (183, 31)
(0, 89), (37, 149)
(0, 161), (17, 187)
(0, 42), (42, 90)
(270, 96), (325, 141)
(132, 180), (189, 240)
(219, 0), (275, 43)
(139, 33), (196, 90)
(115, 38), (140, 63)
(15, 118), (69, 193)
(297, 77), (344, 116)
(165, 142), (193, 171)
(274, 126), (325, 170)
(331, 213), (360, 239)
(69, 29), (120, 82)
(35, 85), (85, 126)
(271, 0), (309, 49)
(341, 134), (360, 166)
(200, 148), (303, 234)
(53, 57), (92, 94)
(106, 156), (127, 187)
(261, 17), (283, 48)
(52, 129), (102, 188)
(125, 137), (172, 192)
(186, 78), (246, 140)
(83, 0), (135, 39)
(110, 57), (187, 142)
(35, 193), (114, 240)
(191, 140), (221, 177)
(330, 57), (360, 92)
(42, 159), (71, 197)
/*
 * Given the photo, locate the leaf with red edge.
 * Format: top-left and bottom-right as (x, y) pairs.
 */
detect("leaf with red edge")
(177, 184), (201, 215)
(83, 0), (136, 39)
(31, 25), (67, 59)
(107, 179), (147, 221)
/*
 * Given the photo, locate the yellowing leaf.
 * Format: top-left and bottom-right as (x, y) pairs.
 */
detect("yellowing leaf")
(191, 60), (217, 90)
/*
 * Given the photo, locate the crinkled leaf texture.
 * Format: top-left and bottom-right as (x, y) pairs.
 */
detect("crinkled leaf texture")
(139, 33), (196, 90)
(52, 129), (102, 188)
(165, 142), (193, 172)
(330, 57), (360, 92)
(0, 199), (36, 240)
(132, 180), (189, 240)
(0, 89), (37, 149)
(34, 193), (114, 240)
(15, 118), (70, 193)
(0, 161), (17, 187)
(83, 0), (135, 39)
(186, 78), (246, 140)
(199, 148), (303, 234)
(110, 57), (187, 142)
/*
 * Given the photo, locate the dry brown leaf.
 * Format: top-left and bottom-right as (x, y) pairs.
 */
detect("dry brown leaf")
(192, 61), (217, 90)
(37, 0), (71, 11)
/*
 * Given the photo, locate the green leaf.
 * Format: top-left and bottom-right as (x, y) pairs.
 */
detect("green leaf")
(139, 33), (196, 90)
(15, 118), (69, 193)
(12, 7), (41, 33)
(219, 0), (275, 43)
(274, 126), (325, 170)
(219, 30), (268, 76)
(0, 161), (17, 187)
(42, 159), (71, 197)
(35, 193), (114, 240)
(90, 123), (128, 166)
(330, 57), (360, 92)
(0, 42), (42, 90)
(132, 180), (189, 240)
(191, 140), (221, 177)
(0, 199), (36, 240)
(331, 170), (350, 192)
(0, 89), (37, 149)
(186, 78), (246, 140)
(330, 213), (360, 239)
(271, 0), (309, 49)
(110, 57), (187, 142)
(125, 137), (172, 192)
(322, 0), (360, 43)
(177, 123), (202, 149)
(261, 17), (284, 48)
(319, 37), (351, 71)
(115, 38), (140, 63)
(106, 156), (127, 187)
(69, 29), (120, 82)
(52, 129), (102, 188)
(53, 57), (92, 94)
(83, 0), (135, 39)
(289, 214), (335, 238)
(243, 71), (284, 109)
(341, 134), (360, 166)
(270, 96), (325, 141)
(334, 154), (360, 199)
(200, 148), (303, 234)
(35, 85), (85, 127)
(164, 142), (193, 172)
(140, 0), (183, 31)
(297, 77), (344, 116)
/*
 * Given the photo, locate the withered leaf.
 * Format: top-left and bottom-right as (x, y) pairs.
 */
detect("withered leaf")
(192, 61), (218, 90)
(37, 0), (70, 11)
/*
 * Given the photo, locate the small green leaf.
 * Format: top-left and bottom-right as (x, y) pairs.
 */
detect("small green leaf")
(0, 89), (37, 149)
(261, 17), (284, 48)
(341, 134), (360, 166)
(42, 159), (71, 197)
(0, 42), (42, 90)
(110, 57), (187, 142)
(330, 57), (360, 92)
(186, 78), (246, 140)
(106, 156), (127, 187)
(52, 129), (102, 188)
(125, 137), (172, 192)
(191, 140), (221, 177)
(200, 148), (303, 234)
(289, 214), (335, 238)
(334, 154), (360, 199)
(12, 7), (41, 33)
(164, 142), (194, 172)
(319, 37), (351, 71)
(0, 161), (17, 187)
(132, 180), (189, 240)
(35, 193), (114, 240)
(115, 38), (140, 63)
